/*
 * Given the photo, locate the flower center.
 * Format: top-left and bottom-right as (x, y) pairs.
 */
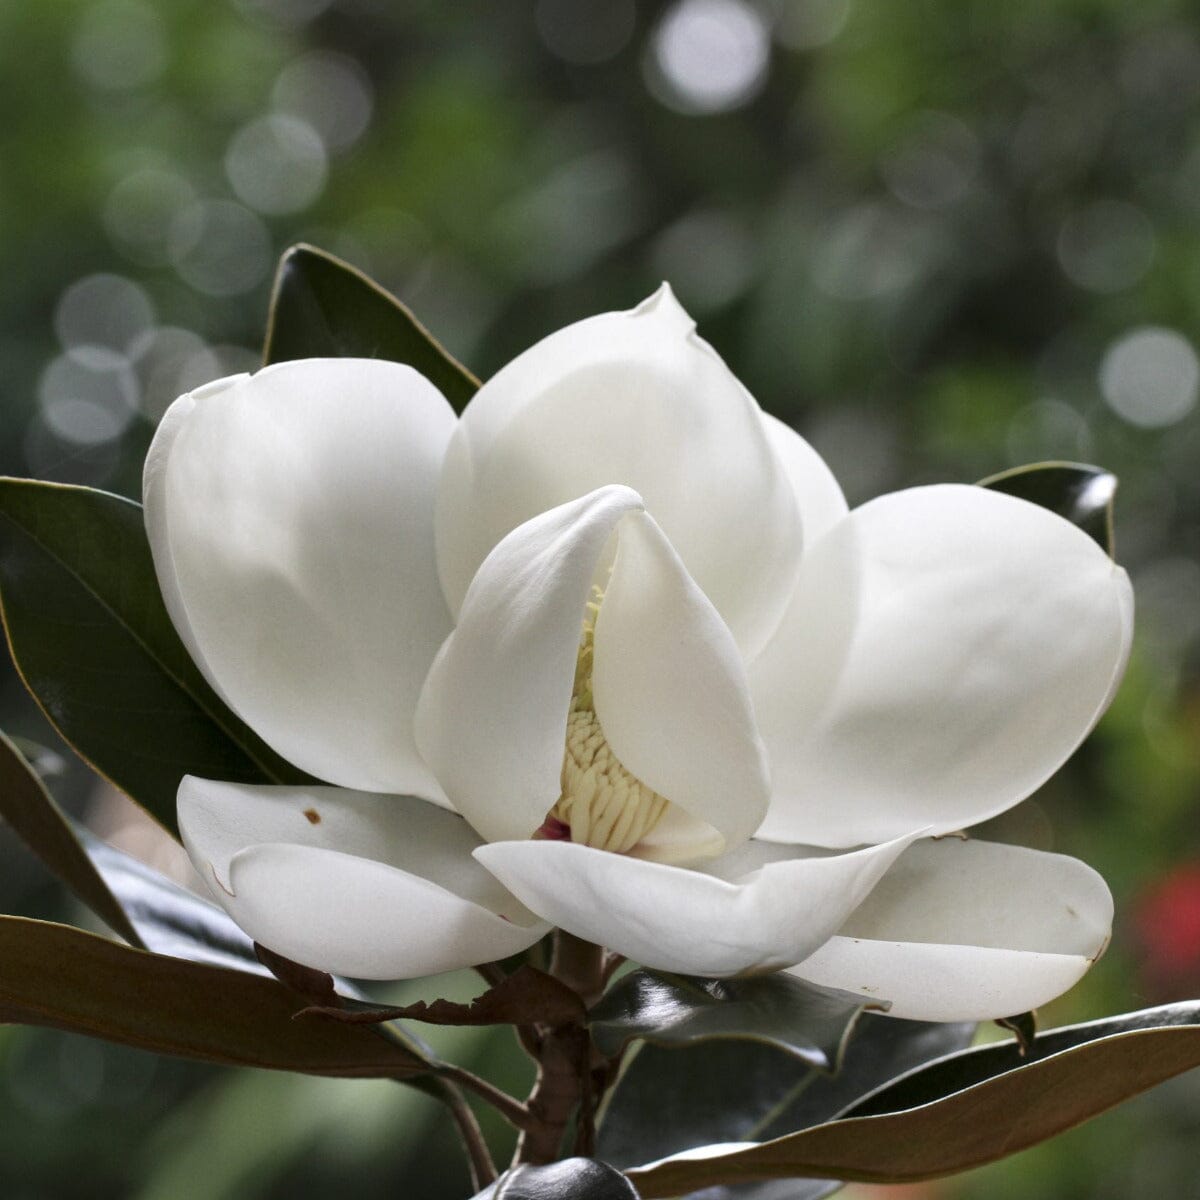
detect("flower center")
(538, 588), (669, 854)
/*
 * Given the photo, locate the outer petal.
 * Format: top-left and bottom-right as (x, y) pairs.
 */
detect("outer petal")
(593, 510), (770, 854)
(435, 285), (802, 658)
(762, 413), (848, 553)
(752, 485), (1133, 847)
(787, 838), (1113, 1021)
(143, 373), (248, 690)
(179, 778), (548, 979)
(144, 359), (456, 797)
(473, 832), (920, 977)
(416, 486), (644, 845)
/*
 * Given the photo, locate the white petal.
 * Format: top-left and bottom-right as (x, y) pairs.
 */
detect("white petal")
(435, 285), (803, 658)
(179, 778), (547, 979)
(788, 838), (1113, 1021)
(144, 359), (456, 797)
(142, 373), (248, 695)
(593, 511), (769, 853)
(762, 413), (847, 553)
(1101, 558), (1136, 711)
(473, 832), (919, 977)
(630, 804), (726, 865)
(415, 486), (644, 844)
(752, 485), (1133, 846)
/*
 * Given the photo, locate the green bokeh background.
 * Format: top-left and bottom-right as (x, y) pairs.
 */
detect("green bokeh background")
(1, 1), (1199, 1196)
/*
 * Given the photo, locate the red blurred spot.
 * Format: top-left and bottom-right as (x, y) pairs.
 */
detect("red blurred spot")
(1134, 863), (1200, 996)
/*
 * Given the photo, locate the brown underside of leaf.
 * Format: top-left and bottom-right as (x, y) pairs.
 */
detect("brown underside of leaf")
(0, 916), (431, 1078)
(255, 942), (342, 1007)
(298, 965), (587, 1029)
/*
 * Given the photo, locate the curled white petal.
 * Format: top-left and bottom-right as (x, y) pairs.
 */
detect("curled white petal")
(416, 485), (644, 845)
(473, 832), (920, 977)
(593, 510), (770, 854)
(753, 485), (1134, 846)
(435, 284), (802, 657)
(179, 778), (548, 979)
(787, 837), (1114, 1021)
(144, 359), (456, 797)
(418, 487), (766, 856)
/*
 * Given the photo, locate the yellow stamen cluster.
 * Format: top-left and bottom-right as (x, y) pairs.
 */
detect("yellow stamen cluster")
(547, 589), (669, 854)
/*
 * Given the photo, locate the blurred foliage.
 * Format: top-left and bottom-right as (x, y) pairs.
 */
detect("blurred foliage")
(1, 0), (1200, 1196)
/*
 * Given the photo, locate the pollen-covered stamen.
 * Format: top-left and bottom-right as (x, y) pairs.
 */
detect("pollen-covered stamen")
(542, 587), (670, 854)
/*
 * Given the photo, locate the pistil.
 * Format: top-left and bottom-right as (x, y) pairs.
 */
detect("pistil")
(542, 588), (670, 854)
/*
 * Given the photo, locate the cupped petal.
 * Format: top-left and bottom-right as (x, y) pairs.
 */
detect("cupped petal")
(143, 373), (248, 691)
(435, 285), (803, 658)
(473, 831), (920, 977)
(593, 510), (770, 853)
(144, 359), (456, 797)
(787, 837), (1113, 1021)
(762, 413), (848, 554)
(179, 778), (548, 979)
(415, 486), (644, 844)
(1100, 558), (1136, 711)
(752, 485), (1133, 847)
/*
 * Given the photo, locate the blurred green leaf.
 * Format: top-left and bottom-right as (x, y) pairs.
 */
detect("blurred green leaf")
(588, 971), (879, 1068)
(263, 244), (480, 411)
(624, 1002), (1200, 1195)
(0, 728), (144, 948)
(978, 462), (1117, 556)
(598, 1015), (973, 1186)
(0, 915), (433, 1078)
(472, 1159), (640, 1200)
(0, 478), (308, 838)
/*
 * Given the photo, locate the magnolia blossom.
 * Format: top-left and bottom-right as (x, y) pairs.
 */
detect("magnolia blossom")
(145, 287), (1132, 1021)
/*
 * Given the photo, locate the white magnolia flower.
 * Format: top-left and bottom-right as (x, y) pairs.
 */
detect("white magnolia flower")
(145, 286), (1132, 1021)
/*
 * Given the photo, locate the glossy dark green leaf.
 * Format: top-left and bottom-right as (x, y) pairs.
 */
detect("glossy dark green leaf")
(844, 1001), (1200, 1118)
(624, 1002), (1200, 1196)
(977, 461), (1116, 555)
(0, 478), (308, 837)
(0, 728), (144, 947)
(263, 243), (480, 411)
(666, 1018), (975, 1200)
(78, 826), (264, 971)
(0, 915), (433, 1079)
(589, 970), (880, 1068)
(755, 1016), (976, 1139)
(473, 1159), (640, 1200)
(597, 1015), (973, 1178)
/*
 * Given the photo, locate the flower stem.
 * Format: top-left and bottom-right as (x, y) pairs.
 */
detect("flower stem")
(512, 930), (606, 1166)
(550, 930), (608, 1005)
(440, 1064), (535, 1130)
(421, 1076), (498, 1192)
